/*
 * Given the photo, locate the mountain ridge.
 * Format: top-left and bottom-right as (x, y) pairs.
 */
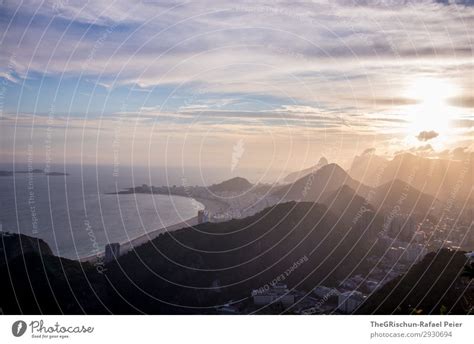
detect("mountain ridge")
(208, 177), (253, 193)
(283, 157), (328, 183)
(273, 163), (370, 202)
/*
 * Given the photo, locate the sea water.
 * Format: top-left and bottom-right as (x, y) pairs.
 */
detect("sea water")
(0, 164), (205, 259)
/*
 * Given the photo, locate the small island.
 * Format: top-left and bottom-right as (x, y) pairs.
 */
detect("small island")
(0, 169), (69, 177)
(45, 171), (69, 176)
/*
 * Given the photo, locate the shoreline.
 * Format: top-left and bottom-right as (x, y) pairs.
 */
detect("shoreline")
(80, 196), (228, 263)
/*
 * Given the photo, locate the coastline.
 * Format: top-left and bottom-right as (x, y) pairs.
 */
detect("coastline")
(80, 196), (228, 263)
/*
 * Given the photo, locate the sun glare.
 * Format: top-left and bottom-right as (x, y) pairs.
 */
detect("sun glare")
(404, 78), (458, 136)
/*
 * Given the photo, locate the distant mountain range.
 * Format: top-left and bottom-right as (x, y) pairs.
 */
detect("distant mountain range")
(177, 147), (473, 229)
(348, 152), (388, 187)
(321, 184), (375, 226)
(203, 157), (459, 237)
(272, 163), (371, 203)
(112, 150), (471, 221)
(348, 152), (473, 206)
(208, 177), (253, 193)
(371, 179), (440, 215)
(283, 157), (328, 183)
(378, 153), (473, 205)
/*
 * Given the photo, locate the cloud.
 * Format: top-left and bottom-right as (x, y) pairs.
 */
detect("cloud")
(1, 0), (473, 90)
(394, 145), (473, 160)
(1, 0), (472, 166)
(416, 130), (439, 141)
(452, 119), (474, 128)
(122, 105), (353, 129)
(395, 144), (434, 156)
(357, 97), (419, 107)
(448, 96), (474, 108)
(438, 146), (473, 160)
(362, 147), (376, 155)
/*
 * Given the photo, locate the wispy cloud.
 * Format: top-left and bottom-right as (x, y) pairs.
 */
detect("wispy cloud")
(1, 0), (472, 166)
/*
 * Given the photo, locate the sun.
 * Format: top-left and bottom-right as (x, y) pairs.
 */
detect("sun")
(403, 77), (458, 136)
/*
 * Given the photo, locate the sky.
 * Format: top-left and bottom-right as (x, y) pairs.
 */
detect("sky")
(0, 0), (472, 181)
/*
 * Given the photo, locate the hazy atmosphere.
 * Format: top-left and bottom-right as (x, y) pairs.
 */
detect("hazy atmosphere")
(1, 0), (472, 180)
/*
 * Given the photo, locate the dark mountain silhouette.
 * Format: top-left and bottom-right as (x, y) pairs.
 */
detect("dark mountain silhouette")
(358, 249), (472, 314)
(273, 163), (370, 202)
(320, 185), (385, 259)
(0, 244), (108, 314)
(370, 179), (441, 216)
(283, 157), (328, 183)
(106, 202), (380, 314)
(322, 185), (376, 226)
(1, 203), (470, 314)
(348, 152), (388, 187)
(0, 202), (381, 314)
(323, 185), (370, 214)
(379, 153), (473, 204)
(208, 177), (253, 193)
(0, 233), (52, 266)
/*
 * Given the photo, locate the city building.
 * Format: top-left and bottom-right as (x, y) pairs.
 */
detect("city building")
(413, 231), (426, 243)
(251, 283), (295, 307)
(313, 286), (338, 299)
(104, 243), (120, 263)
(340, 278), (359, 291)
(403, 243), (428, 263)
(387, 246), (402, 262)
(465, 227), (474, 248)
(365, 279), (380, 292)
(197, 210), (209, 224)
(337, 291), (366, 313)
(386, 214), (417, 240)
(466, 252), (474, 264)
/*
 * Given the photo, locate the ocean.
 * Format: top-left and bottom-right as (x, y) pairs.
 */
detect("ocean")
(0, 164), (207, 260)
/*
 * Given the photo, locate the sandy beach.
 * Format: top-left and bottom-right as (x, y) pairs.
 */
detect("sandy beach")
(81, 196), (228, 263)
